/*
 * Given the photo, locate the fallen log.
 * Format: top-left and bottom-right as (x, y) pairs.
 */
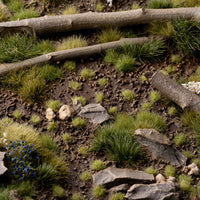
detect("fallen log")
(0, 37), (150, 75)
(151, 71), (200, 113)
(0, 7), (200, 35)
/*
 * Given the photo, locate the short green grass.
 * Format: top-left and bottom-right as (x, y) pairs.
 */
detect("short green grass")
(121, 89), (135, 101)
(80, 171), (91, 182)
(47, 121), (57, 131)
(62, 5), (79, 15)
(69, 81), (80, 91)
(149, 90), (161, 103)
(63, 61), (76, 71)
(92, 185), (106, 199)
(72, 96), (86, 106)
(40, 134), (59, 152)
(108, 106), (117, 115)
(72, 117), (86, 128)
(109, 192), (125, 200)
(45, 100), (61, 111)
(173, 133), (186, 146)
(13, 109), (22, 119)
(90, 160), (106, 171)
(30, 114), (40, 124)
(147, 0), (174, 8)
(96, 2), (104, 12)
(11, 8), (39, 20)
(52, 185), (65, 197)
(168, 106), (177, 116)
(62, 133), (70, 143)
(164, 165), (176, 177)
(166, 65), (176, 74)
(141, 102), (151, 111)
(140, 75), (147, 83)
(178, 174), (192, 192)
(80, 68), (95, 79)
(95, 92), (104, 103)
(144, 166), (158, 176)
(170, 54), (182, 64)
(72, 192), (83, 200)
(98, 78), (107, 87)
(77, 145), (88, 155)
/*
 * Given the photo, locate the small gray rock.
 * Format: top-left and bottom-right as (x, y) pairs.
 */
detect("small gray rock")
(78, 103), (110, 124)
(0, 152), (7, 175)
(93, 167), (155, 188)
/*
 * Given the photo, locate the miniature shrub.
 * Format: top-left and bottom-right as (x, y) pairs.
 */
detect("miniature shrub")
(11, 8), (39, 20)
(69, 81), (80, 91)
(72, 117), (86, 128)
(172, 19), (200, 55)
(52, 185), (65, 197)
(122, 89), (135, 101)
(141, 102), (151, 111)
(80, 68), (95, 79)
(40, 134), (59, 152)
(72, 96), (86, 106)
(109, 192), (125, 200)
(30, 114), (40, 124)
(164, 165), (176, 177)
(149, 90), (161, 103)
(13, 109), (22, 119)
(39, 64), (62, 82)
(97, 28), (122, 43)
(116, 55), (137, 73)
(178, 174), (192, 192)
(62, 5), (79, 15)
(56, 35), (87, 51)
(108, 106), (117, 115)
(104, 49), (119, 65)
(168, 106), (177, 116)
(62, 133), (70, 143)
(95, 92), (104, 103)
(134, 110), (166, 132)
(140, 75), (147, 83)
(45, 99), (61, 111)
(6, 140), (39, 181)
(90, 160), (106, 171)
(98, 78), (107, 87)
(147, 0), (174, 8)
(173, 133), (186, 146)
(77, 145), (88, 155)
(47, 121), (57, 131)
(80, 171), (91, 182)
(92, 185), (106, 199)
(144, 166), (158, 176)
(170, 54), (182, 64)
(63, 61), (76, 71)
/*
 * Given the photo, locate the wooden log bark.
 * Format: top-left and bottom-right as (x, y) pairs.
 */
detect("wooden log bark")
(151, 71), (200, 113)
(0, 37), (150, 75)
(0, 7), (200, 35)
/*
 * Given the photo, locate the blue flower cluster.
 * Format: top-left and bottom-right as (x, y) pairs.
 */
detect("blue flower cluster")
(6, 140), (40, 181)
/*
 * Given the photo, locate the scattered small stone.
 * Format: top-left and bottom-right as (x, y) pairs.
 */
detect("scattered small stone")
(45, 108), (55, 121)
(188, 163), (199, 176)
(156, 174), (165, 183)
(59, 105), (74, 120)
(167, 176), (176, 182)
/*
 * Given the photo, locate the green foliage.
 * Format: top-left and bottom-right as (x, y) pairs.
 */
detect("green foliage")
(164, 165), (176, 177)
(0, 33), (44, 63)
(174, 0), (200, 7)
(16, 181), (34, 197)
(92, 185), (106, 199)
(30, 114), (40, 124)
(69, 81), (80, 91)
(132, 3), (140, 9)
(6, 0), (24, 13)
(140, 75), (147, 83)
(80, 171), (91, 182)
(144, 166), (158, 176)
(98, 78), (107, 87)
(121, 89), (135, 101)
(72, 117), (86, 128)
(141, 102), (151, 111)
(72, 96), (86, 106)
(0, 8), (9, 22)
(160, 70), (169, 76)
(147, 0), (174, 8)
(52, 185), (65, 197)
(168, 107), (177, 116)
(45, 100), (61, 111)
(0, 188), (11, 200)
(90, 160), (106, 171)
(104, 49), (119, 65)
(35, 40), (54, 54)
(166, 65), (176, 74)
(96, 2), (104, 11)
(62, 133), (70, 143)
(149, 90), (161, 103)
(80, 68), (95, 79)
(62, 5), (79, 15)
(11, 8), (39, 20)
(97, 28), (122, 43)
(189, 67), (200, 82)
(192, 159), (200, 167)
(39, 65), (62, 82)
(172, 19), (200, 55)
(40, 134), (59, 152)
(63, 61), (76, 71)
(56, 35), (87, 51)
(47, 121), (57, 131)
(182, 151), (193, 159)
(116, 55), (137, 73)
(77, 145), (88, 155)
(173, 133), (186, 146)
(170, 54), (182, 64)
(109, 193), (125, 200)
(95, 92), (104, 103)
(108, 106), (117, 115)
(178, 174), (192, 192)
(134, 110), (166, 132)
(72, 192), (83, 200)
(13, 109), (22, 119)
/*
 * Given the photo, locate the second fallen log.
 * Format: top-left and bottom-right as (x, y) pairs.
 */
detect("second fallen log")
(151, 71), (200, 113)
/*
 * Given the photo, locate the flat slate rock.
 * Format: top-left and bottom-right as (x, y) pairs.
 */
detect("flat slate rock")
(93, 167), (154, 188)
(0, 152), (7, 175)
(135, 129), (187, 167)
(125, 182), (179, 200)
(109, 184), (130, 194)
(78, 103), (110, 124)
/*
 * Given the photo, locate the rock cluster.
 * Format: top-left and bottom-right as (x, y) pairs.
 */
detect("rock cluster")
(182, 81), (200, 94)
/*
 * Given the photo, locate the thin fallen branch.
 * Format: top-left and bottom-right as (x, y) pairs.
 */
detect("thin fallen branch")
(151, 71), (200, 114)
(0, 37), (150, 75)
(0, 7), (200, 35)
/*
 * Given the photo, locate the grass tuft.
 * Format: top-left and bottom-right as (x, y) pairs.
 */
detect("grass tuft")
(45, 99), (61, 111)
(56, 35), (87, 51)
(80, 68), (95, 79)
(90, 160), (106, 171)
(121, 89), (135, 101)
(11, 8), (39, 20)
(47, 121), (57, 131)
(40, 134), (59, 152)
(63, 61), (76, 71)
(62, 5), (79, 15)
(140, 75), (147, 83)
(13, 109), (22, 119)
(30, 114), (40, 124)
(77, 145), (88, 155)
(109, 192), (125, 200)
(72, 117), (86, 128)
(144, 166), (158, 176)
(80, 171), (91, 182)
(52, 185), (65, 197)
(149, 90), (161, 103)
(108, 106), (117, 115)
(72, 96), (86, 106)
(72, 192), (83, 200)
(96, 2), (104, 11)
(69, 81), (80, 91)
(178, 174), (192, 192)
(132, 3), (140, 9)
(104, 49), (119, 65)
(147, 0), (174, 8)
(141, 102), (151, 111)
(95, 92), (104, 103)
(62, 133), (70, 143)
(164, 165), (176, 177)
(173, 133), (186, 146)
(168, 106), (177, 116)
(92, 185), (106, 199)
(170, 54), (182, 64)
(98, 78), (107, 87)
(166, 65), (176, 74)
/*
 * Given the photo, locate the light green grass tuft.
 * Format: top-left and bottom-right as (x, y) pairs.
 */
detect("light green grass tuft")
(144, 166), (158, 176)
(170, 54), (182, 64)
(63, 61), (76, 71)
(80, 68), (95, 79)
(164, 165), (176, 177)
(122, 89), (135, 101)
(104, 49), (119, 65)
(69, 81), (80, 91)
(96, 2), (104, 12)
(90, 160), (106, 171)
(98, 78), (107, 87)
(45, 99), (61, 111)
(178, 174), (192, 192)
(62, 5), (79, 15)
(141, 102), (151, 111)
(108, 106), (117, 115)
(147, 0), (174, 8)
(62, 133), (70, 143)
(47, 121), (57, 131)
(168, 107), (177, 116)
(72, 96), (86, 106)
(149, 90), (161, 103)
(77, 145), (88, 155)
(173, 133), (186, 146)
(80, 171), (91, 182)
(132, 3), (140, 9)
(140, 75), (147, 83)
(166, 65), (176, 74)
(13, 109), (22, 119)
(95, 92), (104, 103)
(72, 192), (83, 200)
(30, 114), (40, 124)
(92, 185), (106, 199)
(109, 192), (125, 200)
(72, 117), (86, 128)
(11, 8), (39, 20)
(52, 185), (65, 197)
(98, 28), (122, 43)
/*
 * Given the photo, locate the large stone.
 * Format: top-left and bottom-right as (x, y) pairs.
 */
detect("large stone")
(93, 167), (154, 188)
(78, 103), (110, 124)
(0, 152), (7, 175)
(135, 129), (187, 167)
(125, 182), (179, 200)
(59, 105), (74, 120)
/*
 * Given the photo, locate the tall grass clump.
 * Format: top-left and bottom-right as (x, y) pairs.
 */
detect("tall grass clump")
(56, 35), (87, 51)
(172, 19), (200, 55)
(62, 5), (79, 15)
(147, 0), (174, 8)
(97, 28), (123, 43)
